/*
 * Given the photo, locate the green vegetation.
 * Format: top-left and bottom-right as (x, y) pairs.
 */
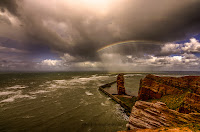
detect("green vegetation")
(148, 92), (187, 110)
(115, 96), (138, 108)
(179, 123), (200, 132)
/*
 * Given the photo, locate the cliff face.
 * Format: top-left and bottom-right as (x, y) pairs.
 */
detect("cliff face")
(138, 74), (200, 114)
(117, 74), (126, 95)
(127, 101), (200, 130)
(138, 74), (183, 100)
(138, 74), (200, 101)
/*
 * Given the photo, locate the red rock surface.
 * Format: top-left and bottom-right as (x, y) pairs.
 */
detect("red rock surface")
(126, 101), (200, 130)
(117, 74), (126, 95)
(179, 92), (200, 113)
(138, 74), (183, 100)
(138, 74), (200, 114)
(138, 74), (200, 101)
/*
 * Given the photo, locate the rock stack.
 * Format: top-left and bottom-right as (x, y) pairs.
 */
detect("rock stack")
(117, 74), (126, 95)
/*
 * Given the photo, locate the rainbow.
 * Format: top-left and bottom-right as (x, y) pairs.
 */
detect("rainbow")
(97, 40), (161, 52)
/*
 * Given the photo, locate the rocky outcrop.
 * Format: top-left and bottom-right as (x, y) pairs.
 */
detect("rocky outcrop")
(117, 74), (126, 95)
(126, 101), (200, 130)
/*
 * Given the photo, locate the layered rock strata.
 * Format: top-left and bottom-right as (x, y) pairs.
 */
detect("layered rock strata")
(117, 73), (126, 95)
(138, 74), (200, 101)
(127, 101), (200, 130)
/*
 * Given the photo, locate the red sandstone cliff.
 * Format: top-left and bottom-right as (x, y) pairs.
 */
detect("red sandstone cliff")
(138, 74), (183, 100)
(138, 74), (200, 100)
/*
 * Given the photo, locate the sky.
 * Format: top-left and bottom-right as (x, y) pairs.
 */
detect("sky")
(1, 0), (200, 71)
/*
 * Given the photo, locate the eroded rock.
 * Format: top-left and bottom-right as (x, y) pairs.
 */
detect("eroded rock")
(117, 74), (126, 95)
(138, 75), (183, 100)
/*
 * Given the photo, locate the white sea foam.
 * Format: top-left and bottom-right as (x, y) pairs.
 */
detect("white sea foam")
(53, 80), (67, 84)
(101, 102), (106, 106)
(77, 75), (109, 84)
(0, 91), (16, 96)
(45, 81), (51, 84)
(29, 90), (49, 95)
(0, 94), (36, 103)
(49, 75), (110, 88)
(22, 115), (34, 118)
(85, 91), (93, 96)
(101, 100), (110, 106)
(115, 104), (129, 121)
(124, 74), (143, 77)
(6, 85), (27, 89)
(0, 90), (35, 103)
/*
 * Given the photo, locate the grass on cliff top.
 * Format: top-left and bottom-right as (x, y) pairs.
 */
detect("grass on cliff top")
(148, 92), (187, 110)
(115, 96), (138, 108)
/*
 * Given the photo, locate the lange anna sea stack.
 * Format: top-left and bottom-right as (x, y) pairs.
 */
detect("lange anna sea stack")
(117, 74), (126, 95)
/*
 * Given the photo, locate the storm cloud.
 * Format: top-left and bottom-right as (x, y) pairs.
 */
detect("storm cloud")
(1, 0), (200, 71)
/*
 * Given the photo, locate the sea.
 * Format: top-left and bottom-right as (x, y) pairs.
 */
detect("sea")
(1, 71), (200, 132)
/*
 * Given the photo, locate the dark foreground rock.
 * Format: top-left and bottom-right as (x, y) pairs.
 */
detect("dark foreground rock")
(126, 101), (200, 130)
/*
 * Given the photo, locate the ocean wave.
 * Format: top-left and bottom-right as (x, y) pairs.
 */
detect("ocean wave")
(101, 102), (106, 106)
(6, 85), (28, 90)
(124, 74), (143, 77)
(0, 91), (16, 96)
(0, 94), (36, 103)
(48, 75), (110, 88)
(101, 100), (110, 106)
(85, 91), (94, 96)
(53, 80), (68, 84)
(29, 90), (50, 95)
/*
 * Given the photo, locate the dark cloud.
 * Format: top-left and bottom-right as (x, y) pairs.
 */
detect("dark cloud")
(1, 0), (200, 71)
(0, 15), (11, 24)
(0, 0), (20, 16)
(17, 0), (200, 60)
